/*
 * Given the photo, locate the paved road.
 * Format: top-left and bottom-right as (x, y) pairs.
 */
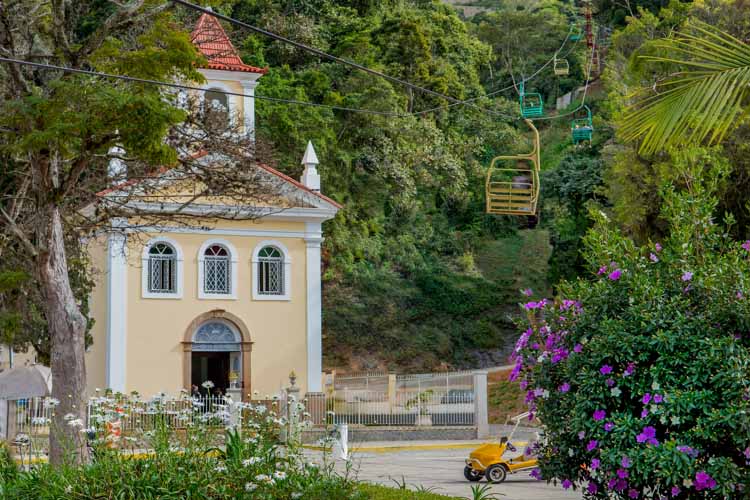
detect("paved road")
(317, 443), (583, 500)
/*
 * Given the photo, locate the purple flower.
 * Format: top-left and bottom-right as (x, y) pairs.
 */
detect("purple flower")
(559, 382), (571, 393)
(530, 468), (542, 480)
(738, 291), (744, 299)
(682, 271), (693, 282)
(744, 447), (750, 459)
(587, 482), (598, 494)
(597, 265), (607, 275)
(670, 486), (681, 497)
(604, 422), (615, 432)
(655, 243), (663, 252)
(642, 393), (651, 405)
(524, 301), (540, 310)
(520, 379), (529, 390)
(653, 394), (663, 404)
(533, 387), (545, 397)
(649, 253), (659, 263)
(640, 408), (649, 418)
(600, 364), (613, 375)
(614, 479), (628, 492)
(593, 409), (606, 421)
(608, 269), (622, 281)
(624, 363), (635, 376)
(578, 431), (586, 440)
(573, 343), (583, 353)
(617, 468), (629, 479)
(562, 479), (572, 489)
(628, 488), (639, 499)
(695, 471), (716, 491)
(522, 288), (533, 296)
(621, 456), (631, 468)
(590, 458), (600, 470)
(606, 378), (615, 387)
(636, 426), (659, 446)
(586, 440), (598, 452)
(743, 240), (750, 252)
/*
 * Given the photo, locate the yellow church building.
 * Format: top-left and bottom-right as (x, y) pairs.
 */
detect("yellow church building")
(81, 12), (340, 400)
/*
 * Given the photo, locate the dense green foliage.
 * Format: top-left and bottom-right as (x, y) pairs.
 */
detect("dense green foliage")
(512, 170), (750, 498)
(214, 0), (606, 370)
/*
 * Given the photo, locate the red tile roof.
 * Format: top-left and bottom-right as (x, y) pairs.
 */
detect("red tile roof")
(191, 13), (268, 74)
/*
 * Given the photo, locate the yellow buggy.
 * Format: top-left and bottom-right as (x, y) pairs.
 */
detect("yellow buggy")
(464, 412), (540, 484)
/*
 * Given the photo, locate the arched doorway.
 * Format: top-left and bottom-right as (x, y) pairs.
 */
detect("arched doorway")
(183, 311), (252, 399)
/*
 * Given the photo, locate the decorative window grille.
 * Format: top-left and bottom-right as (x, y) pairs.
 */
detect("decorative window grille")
(203, 245), (231, 295)
(257, 246), (284, 295)
(148, 243), (176, 294)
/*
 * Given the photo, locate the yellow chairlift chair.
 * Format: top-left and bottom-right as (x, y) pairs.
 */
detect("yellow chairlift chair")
(553, 56), (569, 76)
(485, 119), (541, 216)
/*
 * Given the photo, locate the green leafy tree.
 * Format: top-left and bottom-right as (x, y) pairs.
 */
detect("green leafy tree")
(0, 1), (205, 464)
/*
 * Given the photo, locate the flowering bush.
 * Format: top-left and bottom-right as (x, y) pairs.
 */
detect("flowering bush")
(0, 392), (357, 499)
(511, 187), (750, 498)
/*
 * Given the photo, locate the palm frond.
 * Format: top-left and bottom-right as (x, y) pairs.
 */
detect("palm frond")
(620, 21), (750, 155)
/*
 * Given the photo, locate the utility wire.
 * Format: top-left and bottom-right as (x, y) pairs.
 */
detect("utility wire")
(172, 0), (499, 115)
(0, 56), (406, 117)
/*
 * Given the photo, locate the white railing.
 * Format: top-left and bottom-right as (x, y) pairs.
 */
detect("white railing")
(325, 387), (475, 427)
(14, 395), (255, 435)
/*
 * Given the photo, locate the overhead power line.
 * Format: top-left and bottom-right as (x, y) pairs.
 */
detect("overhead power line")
(172, 0), (507, 117)
(0, 56), (405, 117)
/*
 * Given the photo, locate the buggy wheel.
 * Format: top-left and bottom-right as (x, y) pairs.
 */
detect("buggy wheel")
(486, 464), (507, 484)
(464, 466), (483, 482)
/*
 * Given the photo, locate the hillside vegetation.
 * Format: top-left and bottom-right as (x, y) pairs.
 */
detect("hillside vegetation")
(202, 0), (594, 372)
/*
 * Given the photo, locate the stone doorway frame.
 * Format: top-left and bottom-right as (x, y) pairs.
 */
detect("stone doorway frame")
(183, 310), (252, 400)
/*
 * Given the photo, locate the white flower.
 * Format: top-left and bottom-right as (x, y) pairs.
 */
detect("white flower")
(215, 465), (227, 473)
(610, 387), (622, 397)
(63, 413), (76, 421)
(273, 471), (286, 480)
(568, 448), (574, 457)
(326, 411), (335, 416)
(67, 418), (84, 428)
(670, 416), (681, 425)
(64, 485), (72, 494)
(202, 380), (215, 389)
(31, 417), (49, 425)
(652, 381), (660, 391)
(44, 398), (60, 409)
(245, 483), (257, 492)
(291, 493), (302, 499)
(242, 457), (261, 466)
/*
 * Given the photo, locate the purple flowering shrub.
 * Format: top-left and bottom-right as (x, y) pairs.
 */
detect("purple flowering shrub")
(511, 190), (750, 498)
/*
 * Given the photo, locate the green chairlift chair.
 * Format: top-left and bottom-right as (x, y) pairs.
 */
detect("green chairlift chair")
(571, 105), (593, 144)
(519, 82), (544, 119)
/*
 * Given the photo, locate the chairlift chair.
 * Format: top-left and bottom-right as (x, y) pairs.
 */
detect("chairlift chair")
(553, 56), (569, 76)
(571, 105), (593, 144)
(486, 119), (541, 216)
(569, 23), (582, 41)
(519, 82), (544, 119)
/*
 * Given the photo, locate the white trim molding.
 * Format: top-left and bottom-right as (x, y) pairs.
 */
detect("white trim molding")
(304, 222), (323, 393)
(251, 240), (292, 301)
(141, 236), (184, 299)
(197, 238), (239, 300)
(106, 219), (128, 392)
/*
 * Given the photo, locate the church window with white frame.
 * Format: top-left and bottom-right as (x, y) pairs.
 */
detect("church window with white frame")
(148, 243), (177, 294)
(252, 242), (291, 301)
(203, 245), (231, 294)
(258, 246), (284, 295)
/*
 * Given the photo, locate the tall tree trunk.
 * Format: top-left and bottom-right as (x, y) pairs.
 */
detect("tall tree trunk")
(39, 206), (88, 465)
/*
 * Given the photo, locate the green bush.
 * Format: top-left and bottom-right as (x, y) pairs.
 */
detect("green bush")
(510, 183), (750, 498)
